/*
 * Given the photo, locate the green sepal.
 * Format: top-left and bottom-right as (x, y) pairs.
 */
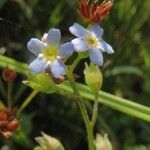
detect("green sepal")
(84, 63), (103, 94)
(23, 73), (57, 94)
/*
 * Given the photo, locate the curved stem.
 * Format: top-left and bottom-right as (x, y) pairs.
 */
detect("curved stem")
(67, 69), (90, 126)
(67, 55), (95, 150)
(17, 90), (38, 116)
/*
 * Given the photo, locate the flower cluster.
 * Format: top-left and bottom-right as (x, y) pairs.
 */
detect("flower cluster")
(27, 0), (114, 78)
(78, 0), (113, 23)
(0, 108), (20, 139)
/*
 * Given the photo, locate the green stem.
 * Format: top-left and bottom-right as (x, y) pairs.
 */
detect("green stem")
(87, 124), (95, 150)
(17, 90), (38, 116)
(67, 55), (95, 150)
(69, 54), (81, 73)
(0, 76), (7, 99)
(7, 81), (13, 107)
(91, 92), (99, 127)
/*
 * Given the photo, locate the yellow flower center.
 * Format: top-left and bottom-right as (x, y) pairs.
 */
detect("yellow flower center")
(43, 45), (58, 61)
(85, 34), (98, 48)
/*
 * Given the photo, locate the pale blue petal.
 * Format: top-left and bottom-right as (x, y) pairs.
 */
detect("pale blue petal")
(27, 38), (45, 56)
(71, 38), (88, 52)
(29, 57), (47, 73)
(49, 60), (66, 78)
(69, 23), (89, 37)
(99, 40), (114, 54)
(59, 42), (74, 58)
(47, 28), (61, 45)
(89, 48), (103, 66)
(89, 24), (103, 37)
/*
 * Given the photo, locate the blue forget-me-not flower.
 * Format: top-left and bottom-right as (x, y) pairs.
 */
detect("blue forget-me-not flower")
(27, 28), (74, 78)
(69, 23), (114, 66)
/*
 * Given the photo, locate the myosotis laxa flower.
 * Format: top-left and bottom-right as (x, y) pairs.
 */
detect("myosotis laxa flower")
(78, 0), (113, 24)
(69, 23), (114, 66)
(27, 28), (74, 78)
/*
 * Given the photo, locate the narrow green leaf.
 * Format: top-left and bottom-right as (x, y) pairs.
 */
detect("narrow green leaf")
(57, 82), (150, 122)
(105, 66), (144, 77)
(0, 55), (29, 75)
(0, 55), (149, 121)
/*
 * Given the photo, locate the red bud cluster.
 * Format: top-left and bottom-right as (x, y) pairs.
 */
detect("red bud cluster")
(78, 0), (113, 23)
(0, 108), (20, 139)
(2, 67), (17, 81)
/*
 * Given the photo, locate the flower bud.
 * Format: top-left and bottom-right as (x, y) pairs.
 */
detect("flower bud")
(84, 63), (103, 93)
(94, 133), (112, 150)
(2, 67), (17, 81)
(35, 132), (64, 150)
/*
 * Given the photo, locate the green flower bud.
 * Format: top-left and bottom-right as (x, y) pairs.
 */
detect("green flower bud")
(94, 133), (112, 150)
(35, 132), (64, 150)
(84, 63), (103, 93)
(34, 146), (45, 150)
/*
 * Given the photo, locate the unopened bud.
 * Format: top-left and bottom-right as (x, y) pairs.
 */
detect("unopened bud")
(84, 63), (103, 93)
(94, 133), (113, 150)
(2, 67), (17, 81)
(35, 132), (64, 150)
(0, 47), (6, 55)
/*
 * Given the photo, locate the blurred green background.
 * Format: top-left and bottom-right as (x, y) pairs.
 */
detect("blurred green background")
(0, 0), (150, 149)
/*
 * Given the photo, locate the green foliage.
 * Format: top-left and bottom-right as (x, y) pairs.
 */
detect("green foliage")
(0, 0), (150, 149)
(0, 55), (29, 75)
(12, 127), (34, 149)
(0, 0), (6, 10)
(0, 55), (149, 121)
(57, 81), (150, 122)
(105, 66), (144, 77)
(48, 2), (64, 27)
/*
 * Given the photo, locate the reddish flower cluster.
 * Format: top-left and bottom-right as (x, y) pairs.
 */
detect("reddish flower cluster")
(0, 108), (20, 139)
(78, 0), (113, 23)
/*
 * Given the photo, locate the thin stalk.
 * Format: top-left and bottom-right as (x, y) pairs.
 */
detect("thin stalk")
(0, 76), (7, 99)
(7, 81), (13, 107)
(91, 92), (99, 127)
(67, 69), (90, 127)
(67, 55), (95, 150)
(14, 84), (26, 103)
(17, 90), (38, 116)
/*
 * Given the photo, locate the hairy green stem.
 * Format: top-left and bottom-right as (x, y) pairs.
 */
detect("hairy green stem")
(17, 90), (38, 116)
(67, 55), (95, 150)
